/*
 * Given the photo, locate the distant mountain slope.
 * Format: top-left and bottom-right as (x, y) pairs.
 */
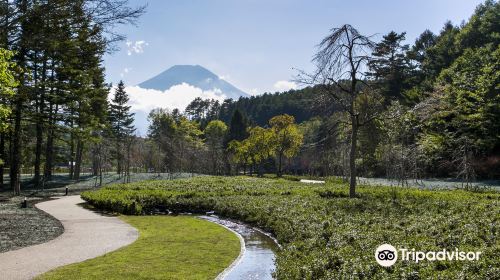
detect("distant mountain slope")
(139, 65), (248, 99)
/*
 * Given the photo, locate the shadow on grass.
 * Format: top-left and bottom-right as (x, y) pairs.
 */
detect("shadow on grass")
(77, 202), (117, 217)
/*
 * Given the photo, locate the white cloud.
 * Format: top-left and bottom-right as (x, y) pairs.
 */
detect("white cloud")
(114, 84), (227, 135)
(126, 40), (148, 56)
(273, 80), (297, 92)
(124, 83), (226, 112)
(248, 88), (261, 96)
(120, 67), (132, 78)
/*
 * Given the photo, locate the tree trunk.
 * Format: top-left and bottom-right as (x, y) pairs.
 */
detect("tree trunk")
(0, 132), (4, 189)
(33, 57), (40, 185)
(34, 118), (42, 185)
(10, 97), (22, 195)
(73, 139), (83, 180)
(212, 150), (217, 175)
(92, 144), (99, 176)
(0, 0), (7, 189)
(349, 115), (358, 198)
(99, 152), (103, 186)
(126, 139), (131, 183)
(116, 142), (121, 175)
(44, 103), (56, 180)
(34, 58), (47, 186)
(69, 133), (74, 179)
(44, 69), (56, 180)
(277, 152), (283, 177)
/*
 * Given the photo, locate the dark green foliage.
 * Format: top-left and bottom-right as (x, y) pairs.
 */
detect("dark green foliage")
(82, 176), (500, 279)
(147, 109), (204, 173)
(109, 80), (135, 177)
(368, 31), (412, 102)
(227, 109), (248, 142)
(422, 21), (461, 81)
(411, 1), (500, 178)
(455, 0), (500, 50)
(217, 87), (318, 126)
(184, 97), (220, 129)
(109, 80), (135, 139)
(420, 44), (500, 177)
(184, 87), (319, 132)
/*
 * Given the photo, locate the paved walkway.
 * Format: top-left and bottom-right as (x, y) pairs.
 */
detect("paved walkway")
(0, 196), (139, 280)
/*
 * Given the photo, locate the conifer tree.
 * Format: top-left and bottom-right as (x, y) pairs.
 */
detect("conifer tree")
(368, 31), (411, 102)
(227, 109), (248, 143)
(109, 80), (135, 176)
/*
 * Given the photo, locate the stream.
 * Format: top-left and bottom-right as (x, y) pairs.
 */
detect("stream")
(199, 215), (279, 280)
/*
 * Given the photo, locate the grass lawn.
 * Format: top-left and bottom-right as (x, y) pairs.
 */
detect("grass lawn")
(37, 215), (241, 280)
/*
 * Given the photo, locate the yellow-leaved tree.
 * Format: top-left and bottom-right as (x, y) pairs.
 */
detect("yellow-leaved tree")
(269, 114), (303, 177)
(0, 48), (18, 167)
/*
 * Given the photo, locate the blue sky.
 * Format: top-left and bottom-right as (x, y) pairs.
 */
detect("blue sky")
(106, 0), (484, 95)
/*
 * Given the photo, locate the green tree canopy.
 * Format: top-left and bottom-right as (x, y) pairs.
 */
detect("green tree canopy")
(0, 48), (17, 132)
(368, 31), (411, 102)
(269, 114), (303, 177)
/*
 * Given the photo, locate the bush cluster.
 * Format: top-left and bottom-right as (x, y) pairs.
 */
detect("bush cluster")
(82, 176), (500, 279)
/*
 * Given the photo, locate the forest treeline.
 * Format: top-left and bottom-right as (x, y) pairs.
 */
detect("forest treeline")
(0, 1), (498, 196)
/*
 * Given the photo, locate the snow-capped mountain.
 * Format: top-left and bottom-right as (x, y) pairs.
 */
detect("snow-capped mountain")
(138, 65), (248, 99)
(126, 65), (248, 135)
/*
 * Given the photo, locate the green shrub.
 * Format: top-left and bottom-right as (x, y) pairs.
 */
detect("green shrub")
(81, 176), (500, 279)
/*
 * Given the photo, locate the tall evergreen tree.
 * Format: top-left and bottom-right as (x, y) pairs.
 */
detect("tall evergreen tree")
(368, 31), (411, 102)
(423, 21), (460, 79)
(227, 109), (248, 143)
(109, 80), (135, 175)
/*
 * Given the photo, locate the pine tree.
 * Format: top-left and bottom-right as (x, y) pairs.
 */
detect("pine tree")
(109, 80), (135, 176)
(227, 109), (248, 143)
(368, 31), (411, 102)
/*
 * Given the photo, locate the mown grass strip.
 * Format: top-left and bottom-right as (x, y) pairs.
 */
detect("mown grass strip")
(37, 216), (241, 280)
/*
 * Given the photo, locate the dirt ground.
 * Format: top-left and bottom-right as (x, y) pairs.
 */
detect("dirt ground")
(0, 197), (63, 253)
(0, 173), (195, 253)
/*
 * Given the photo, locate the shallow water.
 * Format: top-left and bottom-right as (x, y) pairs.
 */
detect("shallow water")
(199, 215), (278, 280)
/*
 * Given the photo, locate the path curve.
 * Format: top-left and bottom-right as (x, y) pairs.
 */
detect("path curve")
(0, 196), (139, 280)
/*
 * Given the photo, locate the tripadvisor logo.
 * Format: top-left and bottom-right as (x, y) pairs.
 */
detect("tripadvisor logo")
(375, 244), (482, 267)
(375, 244), (398, 267)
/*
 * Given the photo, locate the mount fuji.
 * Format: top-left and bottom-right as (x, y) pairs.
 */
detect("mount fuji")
(138, 65), (248, 99)
(126, 65), (249, 135)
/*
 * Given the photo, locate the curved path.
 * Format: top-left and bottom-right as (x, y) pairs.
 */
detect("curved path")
(0, 196), (139, 280)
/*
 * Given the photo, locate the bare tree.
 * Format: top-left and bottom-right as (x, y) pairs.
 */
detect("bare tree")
(453, 136), (477, 190)
(123, 135), (135, 183)
(297, 24), (382, 197)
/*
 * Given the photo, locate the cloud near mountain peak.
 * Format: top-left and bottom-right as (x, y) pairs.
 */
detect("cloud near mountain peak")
(125, 83), (227, 113)
(274, 80), (297, 91)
